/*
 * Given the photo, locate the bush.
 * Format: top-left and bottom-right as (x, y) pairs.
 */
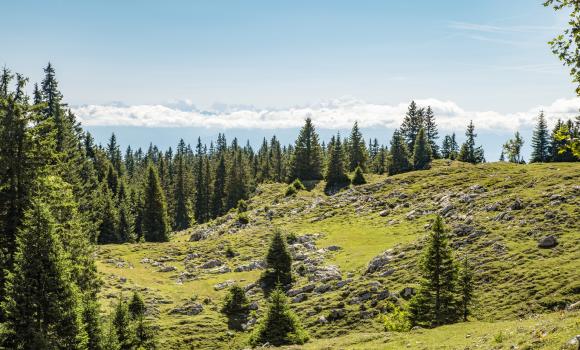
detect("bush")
(286, 232), (298, 244)
(284, 185), (297, 197)
(383, 305), (411, 332)
(225, 246), (236, 258)
(221, 285), (249, 316)
(351, 166), (367, 185)
(236, 199), (248, 213)
(291, 178), (306, 191)
(237, 212), (249, 224)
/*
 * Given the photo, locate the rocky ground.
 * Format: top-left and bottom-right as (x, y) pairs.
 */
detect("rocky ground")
(95, 160), (580, 349)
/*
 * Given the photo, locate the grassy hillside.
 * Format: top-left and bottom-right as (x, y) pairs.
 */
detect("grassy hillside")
(95, 160), (580, 349)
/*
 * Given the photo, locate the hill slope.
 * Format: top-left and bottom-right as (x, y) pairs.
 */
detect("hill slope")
(96, 160), (580, 349)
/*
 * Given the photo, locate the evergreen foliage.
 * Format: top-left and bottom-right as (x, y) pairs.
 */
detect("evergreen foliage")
(325, 134), (350, 191)
(423, 106), (440, 158)
(347, 121), (368, 171)
(261, 229), (293, 291)
(409, 216), (461, 328)
(221, 284), (250, 316)
(1, 200), (87, 349)
(458, 121), (485, 164)
(530, 112), (550, 162)
(142, 164), (170, 242)
(290, 118), (323, 181)
(502, 132), (525, 163)
(458, 257), (475, 322)
(351, 166), (367, 185)
(400, 101), (424, 151)
(387, 130), (412, 175)
(249, 287), (309, 347)
(441, 133), (459, 160)
(412, 127), (433, 170)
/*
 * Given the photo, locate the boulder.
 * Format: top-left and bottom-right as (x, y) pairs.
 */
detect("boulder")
(288, 284), (316, 297)
(469, 184), (486, 193)
(484, 203), (500, 212)
(379, 210), (389, 217)
(291, 294), (308, 303)
(308, 265), (342, 282)
(563, 335), (580, 350)
(169, 303), (203, 316)
(214, 279), (235, 291)
(493, 212), (513, 221)
(453, 225), (474, 237)
(439, 204), (455, 216)
(567, 301), (580, 311)
(510, 198), (525, 210)
(326, 245), (342, 252)
(538, 236), (558, 249)
(158, 265), (177, 273)
(365, 250), (393, 274)
(234, 260), (265, 272)
(200, 259), (223, 269)
(400, 287), (415, 299)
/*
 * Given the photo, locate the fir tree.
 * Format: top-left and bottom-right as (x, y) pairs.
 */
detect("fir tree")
(324, 134), (350, 191)
(413, 127), (433, 170)
(222, 284), (250, 316)
(211, 154), (227, 218)
(261, 229), (293, 291)
(458, 121), (484, 164)
(1, 200), (87, 349)
(387, 130), (412, 175)
(409, 216), (459, 327)
(440, 133), (459, 160)
(347, 121), (368, 171)
(173, 139), (191, 230)
(400, 101), (424, 151)
(530, 112), (550, 162)
(351, 166), (367, 185)
(128, 291), (146, 320)
(142, 164), (170, 242)
(424, 106), (440, 158)
(97, 183), (119, 244)
(112, 298), (133, 350)
(502, 131), (525, 163)
(249, 287), (309, 347)
(289, 118), (324, 181)
(225, 144), (248, 210)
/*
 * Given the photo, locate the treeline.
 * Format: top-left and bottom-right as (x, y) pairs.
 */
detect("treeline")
(0, 65), (156, 348)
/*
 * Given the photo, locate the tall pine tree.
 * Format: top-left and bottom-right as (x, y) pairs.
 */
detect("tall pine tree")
(142, 164), (170, 242)
(387, 130), (412, 175)
(324, 134), (350, 191)
(289, 118), (323, 181)
(530, 111), (550, 162)
(347, 121), (368, 171)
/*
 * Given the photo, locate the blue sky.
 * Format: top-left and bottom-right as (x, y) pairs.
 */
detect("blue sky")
(2, 1), (579, 160)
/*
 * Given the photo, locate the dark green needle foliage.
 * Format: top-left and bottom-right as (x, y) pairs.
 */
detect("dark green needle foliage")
(249, 287), (309, 347)
(261, 229), (293, 292)
(351, 166), (367, 185)
(412, 127), (433, 170)
(142, 164), (170, 242)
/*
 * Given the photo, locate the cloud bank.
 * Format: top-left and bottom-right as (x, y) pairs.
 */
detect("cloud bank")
(73, 97), (580, 131)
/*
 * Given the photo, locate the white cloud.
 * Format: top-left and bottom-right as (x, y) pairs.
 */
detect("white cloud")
(72, 97), (580, 131)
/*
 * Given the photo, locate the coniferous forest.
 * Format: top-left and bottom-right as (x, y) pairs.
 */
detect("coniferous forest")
(1, 1), (580, 350)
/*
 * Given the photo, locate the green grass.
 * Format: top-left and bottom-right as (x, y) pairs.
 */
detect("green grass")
(95, 160), (580, 349)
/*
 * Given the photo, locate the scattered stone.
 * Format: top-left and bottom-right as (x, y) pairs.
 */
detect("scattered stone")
(493, 212), (513, 221)
(199, 259), (223, 269)
(158, 265), (177, 273)
(291, 294), (308, 303)
(183, 253), (199, 262)
(234, 260), (265, 272)
(209, 265), (231, 274)
(169, 303), (203, 316)
(366, 250), (393, 274)
(470, 184), (486, 193)
(379, 210), (390, 217)
(309, 265), (342, 282)
(545, 211), (556, 219)
(326, 245), (342, 251)
(563, 335), (580, 350)
(189, 228), (212, 242)
(567, 301), (580, 311)
(336, 279), (352, 288)
(214, 280), (235, 291)
(288, 284), (316, 297)
(453, 225), (474, 237)
(317, 316), (328, 324)
(538, 236), (558, 249)
(485, 203), (500, 212)
(400, 287), (415, 299)
(314, 284), (332, 294)
(510, 198), (525, 210)
(440, 204), (455, 216)
(327, 309), (345, 321)
(379, 269), (395, 277)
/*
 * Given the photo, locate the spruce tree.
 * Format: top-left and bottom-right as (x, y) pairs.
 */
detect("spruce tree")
(173, 139), (191, 230)
(261, 229), (293, 291)
(225, 144), (248, 211)
(400, 101), (424, 151)
(458, 121), (484, 164)
(112, 298), (133, 350)
(424, 106), (440, 158)
(412, 127), (433, 170)
(142, 164), (170, 242)
(441, 133), (459, 160)
(249, 287), (309, 347)
(289, 118), (323, 181)
(324, 134), (350, 191)
(502, 131), (525, 163)
(409, 216), (459, 327)
(530, 112), (550, 162)
(128, 292), (146, 320)
(351, 166), (367, 185)
(211, 154), (227, 218)
(97, 183), (120, 244)
(347, 121), (368, 171)
(1, 200), (87, 349)
(387, 130), (412, 175)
